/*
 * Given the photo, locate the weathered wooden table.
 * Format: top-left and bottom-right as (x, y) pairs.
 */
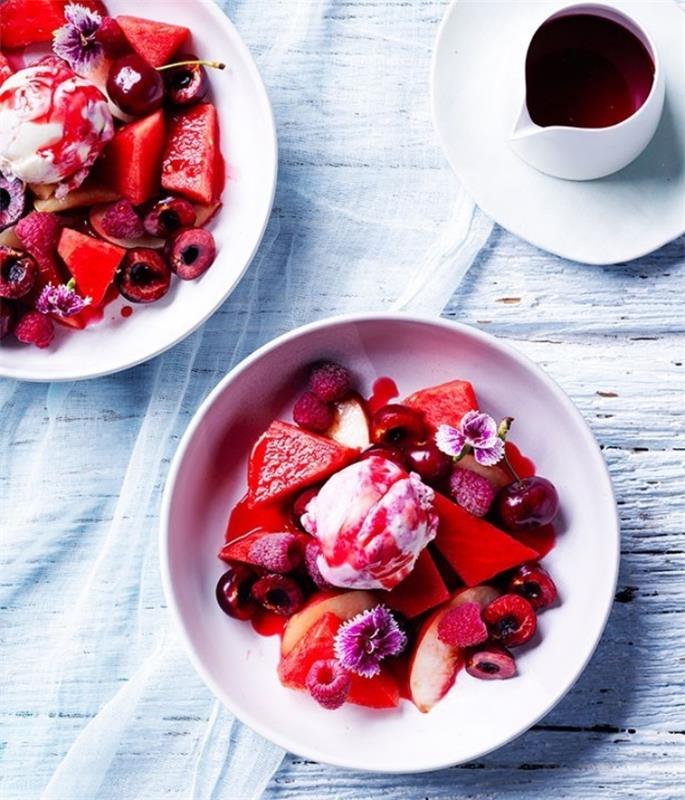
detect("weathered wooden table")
(1, 1), (683, 798)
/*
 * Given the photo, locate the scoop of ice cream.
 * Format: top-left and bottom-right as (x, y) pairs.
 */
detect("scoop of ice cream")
(302, 455), (438, 590)
(0, 59), (113, 192)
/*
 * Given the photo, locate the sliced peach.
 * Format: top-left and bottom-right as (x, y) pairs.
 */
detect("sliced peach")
(408, 585), (499, 713)
(0, 227), (21, 248)
(453, 453), (511, 491)
(281, 589), (376, 656)
(34, 181), (119, 213)
(324, 394), (370, 450)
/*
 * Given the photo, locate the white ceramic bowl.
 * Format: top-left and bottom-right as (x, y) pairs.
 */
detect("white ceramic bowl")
(160, 314), (619, 772)
(0, 0), (277, 382)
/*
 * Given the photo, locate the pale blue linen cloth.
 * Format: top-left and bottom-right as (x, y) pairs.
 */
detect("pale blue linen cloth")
(0, 1), (491, 797)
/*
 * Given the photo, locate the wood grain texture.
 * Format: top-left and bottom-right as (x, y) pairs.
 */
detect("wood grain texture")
(1, 0), (684, 797)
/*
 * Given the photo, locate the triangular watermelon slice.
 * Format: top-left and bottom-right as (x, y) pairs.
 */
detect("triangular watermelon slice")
(95, 110), (165, 206)
(277, 610), (400, 708)
(247, 420), (357, 508)
(218, 530), (310, 567)
(405, 379), (478, 430)
(433, 492), (539, 586)
(384, 548), (450, 619)
(116, 15), (190, 68)
(57, 229), (125, 307)
(0, 0), (106, 48)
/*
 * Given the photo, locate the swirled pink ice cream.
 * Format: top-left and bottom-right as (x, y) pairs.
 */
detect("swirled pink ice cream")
(0, 59), (113, 195)
(302, 455), (438, 590)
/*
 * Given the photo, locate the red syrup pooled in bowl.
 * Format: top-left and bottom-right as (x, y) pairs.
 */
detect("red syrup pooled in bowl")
(525, 13), (655, 129)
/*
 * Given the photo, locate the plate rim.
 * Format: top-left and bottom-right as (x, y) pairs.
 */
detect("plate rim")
(429, 0), (685, 265)
(159, 312), (621, 773)
(0, 0), (278, 383)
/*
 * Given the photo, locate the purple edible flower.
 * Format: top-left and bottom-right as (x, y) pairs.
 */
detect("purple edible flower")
(53, 3), (104, 71)
(435, 410), (505, 467)
(36, 280), (91, 318)
(333, 605), (406, 678)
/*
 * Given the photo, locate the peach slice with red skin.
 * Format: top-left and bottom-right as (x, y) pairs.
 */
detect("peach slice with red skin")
(408, 585), (500, 713)
(281, 589), (376, 657)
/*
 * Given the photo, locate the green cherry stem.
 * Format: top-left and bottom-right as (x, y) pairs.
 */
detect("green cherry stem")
(497, 416), (521, 482)
(156, 59), (226, 72)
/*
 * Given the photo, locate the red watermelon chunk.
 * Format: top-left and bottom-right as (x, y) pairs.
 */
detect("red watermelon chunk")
(0, 52), (13, 85)
(277, 610), (400, 708)
(405, 379), (478, 430)
(57, 229), (125, 307)
(348, 670), (400, 709)
(0, 0), (107, 48)
(433, 492), (539, 586)
(116, 15), (189, 68)
(384, 549), (450, 619)
(161, 103), (222, 205)
(247, 420), (358, 508)
(96, 110), (165, 206)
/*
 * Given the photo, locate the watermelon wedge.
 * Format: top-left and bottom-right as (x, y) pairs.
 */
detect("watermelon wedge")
(384, 548), (450, 619)
(277, 609), (400, 708)
(116, 15), (189, 68)
(218, 530), (310, 566)
(57, 229), (125, 307)
(405, 379), (478, 430)
(161, 103), (222, 205)
(247, 420), (358, 508)
(96, 110), (165, 206)
(433, 493), (539, 586)
(0, 0), (107, 48)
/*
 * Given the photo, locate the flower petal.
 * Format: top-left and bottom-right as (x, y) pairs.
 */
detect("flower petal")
(473, 438), (505, 467)
(461, 410), (499, 449)
(435, 424), (465, 458)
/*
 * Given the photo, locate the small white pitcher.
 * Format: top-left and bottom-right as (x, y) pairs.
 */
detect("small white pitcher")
(509, 2), (665, 181)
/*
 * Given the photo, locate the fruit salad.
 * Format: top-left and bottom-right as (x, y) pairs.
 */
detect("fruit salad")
(0, 1), (225, 348)
(216, 362), (562, 713)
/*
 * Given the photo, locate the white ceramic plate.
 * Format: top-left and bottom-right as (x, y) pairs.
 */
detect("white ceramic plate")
(160, 314), (619, 772)
(431, 0), (685, 264)
(0, 0), (277, 381)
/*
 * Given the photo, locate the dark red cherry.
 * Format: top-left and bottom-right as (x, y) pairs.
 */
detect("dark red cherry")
(370, 404), (427, 446)
(357, 444), (407, 469)
(107, 54), (164, 116)
(0, 299), (16, 339)
(116, 248), (171, 303)
(162, 53), (209, 107)
(496, 476), (560, 531)
(216, 564), (258, 620)
(404, 441), (451, 483)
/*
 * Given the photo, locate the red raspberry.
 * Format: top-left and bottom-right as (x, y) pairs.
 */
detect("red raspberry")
(482, 593), (537, 647)
(308, 361), (352, 402)
(15, 311), (55, 348)
(100, 199), (144, 240)
(449, 468), (495, 517)
(306, 659), (351, 710)
(293, 391), (334, 433)
(15, 211), (63, 286)
(95, 17), (131, 58)
(247, 533), (303, 574)
(304, 539), (331, 589)
(437, 601), (488, 648)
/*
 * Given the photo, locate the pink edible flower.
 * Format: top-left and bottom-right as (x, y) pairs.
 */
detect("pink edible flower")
(36, 279), (90, 318)
(53, 3), (104, 71)
(435, 410), (505, 467)
(333, 605), (406, 678)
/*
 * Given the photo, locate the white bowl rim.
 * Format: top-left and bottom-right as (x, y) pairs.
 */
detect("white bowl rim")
(0, 0), (278, 383)
(159, 312), (620, 773)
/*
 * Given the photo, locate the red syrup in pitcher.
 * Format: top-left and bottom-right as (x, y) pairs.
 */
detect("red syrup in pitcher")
(525, 13), (655, 129)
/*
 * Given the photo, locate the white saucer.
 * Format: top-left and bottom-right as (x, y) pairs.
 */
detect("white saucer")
(431, 0), (685, 264)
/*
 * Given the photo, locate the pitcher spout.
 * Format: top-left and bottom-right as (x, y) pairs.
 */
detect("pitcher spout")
(510, 104), (541, 141)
